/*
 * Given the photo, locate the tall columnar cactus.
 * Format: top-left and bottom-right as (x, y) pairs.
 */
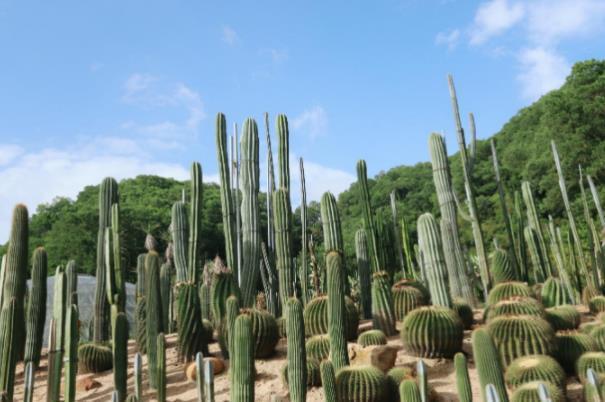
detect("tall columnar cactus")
(472, 328), (509, 402)
(454, 353), (472, 402)
(371, 271), (397, 335)
(211, 266), (240, 327)
(64, 304), (79, 402)
(274, 188), (294, 313)
(512, 191), (529, 281)
(399, 379), (422, 402)
(417, 213), (451, 307)
(160, 261), (172, 331)
(401, 215), (416, 277)
(171, 201), (189, 283)
(136, 253), (146, 300)
(429, 132), (475, 305)
(286, 298), (307, 402)
(299, 157), (309, 305)
(50, 266), (66, 400)
(216, 113), (237, 274)
(276, 114), (291, 193)
(326, 251), (349, 370)
(389, 191), (407, 276)
(321, 192), (344, 256)
(447, 77), (490, 295)
(157, 333), (166, 402)
(355, 229), (372, 319)
(146, 251), (163, 389)
(25, 247), (47, 368)
(65, 260), (78, 306)
(113, 311), (128, 402)
(232, 314), (254, 402)
(93, 177), (118, 342)
(356, 160), (380, 272)
(240, 118), (261, 308)
(106, 203), (125, 320)
(320, 361), (337, 402)
(0, 298), (16, 401)
(521, 181), (552, 279)
(224, 295), (239, 359)
(524, 227), (547, 284)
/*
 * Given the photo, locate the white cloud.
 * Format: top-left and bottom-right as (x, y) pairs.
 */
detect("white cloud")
(290, 158), (355, 205)
(122, 73), (157, 102)
(470, 0), (525, 45)
(222, 25), (239, 45)
(292, 106), (328, 140)
(0, 145), (24, 166)
(517, 47), (570, 101)
(259, 48), (288, 63)
(435, 29), (461, 50)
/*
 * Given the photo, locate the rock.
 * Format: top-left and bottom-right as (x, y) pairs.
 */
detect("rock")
(350, 344), (399, 372)
(76, 374), (102, 392)
(185, 357), (226, 382)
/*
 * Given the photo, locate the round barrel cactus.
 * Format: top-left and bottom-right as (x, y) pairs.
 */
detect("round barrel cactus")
(452, 299), (473, 330)
(242, 308), (279, 358)
(510, 381), (564, 402)
(576, 352), (605, 383)
(393, 279), (430, 302)
(357, 330), (387, 347)
(335, 365), (387, 402)
(484, 297), (544, 323)
(401, 306), (463, 358)
(545, 305), (580, 330)
(392, 284), (426, 322)
(541, 277), (572, 307)
(491, 248), (517, 284)
(303, 295), (359, 341)
(555, 332), (597, 374)
(582, 284), (601, 306)
(589, 296), (605, 314)
(504, 354), (565, 390)
(282, 357), (321, 387)
(306, 335), (330, 362)
(487, 315), (556, 367)
(487, 281), (532, 306)
(590, 324), (605, 351)
(78, 342), (113, 373)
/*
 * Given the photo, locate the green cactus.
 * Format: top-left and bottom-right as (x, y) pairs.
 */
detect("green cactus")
(590, 296), (605, 314)
(472, 328), (509, 402)
(285, 298), (307, 402)
(50, 266), (66, 400)
(454, 353), (472, 402)
(232, 314), (255, 402)
(243, 308), (279, 358)
(299, 157), (309, 306)
(452, 299), (474, 330)
(306, 335), (330, 362)
(326, 251), (349, 369)
(320, 360), (337, 402)
(487, 315), (556, 367)
(491, 249), (518, 284)
(401, 306), (463, 358)
(335, 366), (387, 402)
(200, 282), (211, 322)
(0, 298), (16, 401)
(386, 367), (414, 402)
(392, 281), (427, 321)
(274, 188), (294, 314)
(504, 355), (565, 390)
(160, 261), (172, 331)
(65, 260), (78, 306)
(171, 201), (189, 283)
(282, 358), (321, 388)
(240, 118), (261, 308)
(372, 270), (397, 336)
(356, 160), (380, 273)
(146, 251), (163, 388)
(487, 281), (531, 305)
(64, 305), (78, 402)
(399, 379), (422, 402)
(577, 352), (605, 383)
(303, 295), (359, 341)
(215, 113), (237, 274)
(357, 330), (387, 347)
(105, 203), (125, 317)
(545, 305), (580, 330)
(541, 278), (572, 307)
(521, 181), (552, 279)
(555, 332), (597, 373)
(524, 226), (547, 283)
(24, 247), (47, 368)
(510, 381), (564, 402)
(417, 213), (451, 307)
(113, 311), (128, 402)
(590, 324), (605, 351)
(78, 342), (113, 373)
(356, 229), (372, 319)
(135, 297), (147, 354)
(223, 295), (239, 360)
(484, 297), (544, 323)
(429, 132), (475, 304)
(211, 266), (240, 326)
(93, 178), (118, 342)
(157, 333), (166, 402)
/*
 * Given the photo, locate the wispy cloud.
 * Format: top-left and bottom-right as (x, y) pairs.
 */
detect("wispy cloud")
(222, 25), (239, 46)
(469, 0), (525, 45)
(292, 106), (328, 140)
(435, 29), (460, 50)
(517, 47), (569, 101)
(0, 145), (24, 166)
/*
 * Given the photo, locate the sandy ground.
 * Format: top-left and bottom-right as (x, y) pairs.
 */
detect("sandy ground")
(12, 310), (590, 402)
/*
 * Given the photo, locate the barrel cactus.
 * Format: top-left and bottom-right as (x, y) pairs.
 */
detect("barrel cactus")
(392, 284), (426, 321)
(78, 343), (113, 373)
(541, 277), (572, 307)
(306, 335), (330, 362)
(281, 358), (321, 387)
(555, 332), (597, 373)
(582, 284), (601, 306)
(510, 381), (564, 402)
(220, 308), (279, 359)
(577, 352), (605, 383)
(452, 299), (473, 330)
(590, 324), (605, 351)
(545, 305), (581, 330)
(335, 366), (387, 402)
(401, 306), (463, 358)
(484, 297), (544, 322)
(491, 248), (518, 284)
(504, 354), (565, 390)
(357, 330), (387, 347)
(487, 315), (556, 367)
(589, 296), (605, 314)
(303, 295), (359, 341)
(487, 281), (532, 305)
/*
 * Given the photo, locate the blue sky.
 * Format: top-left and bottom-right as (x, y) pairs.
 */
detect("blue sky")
(1, 0), (604, 241)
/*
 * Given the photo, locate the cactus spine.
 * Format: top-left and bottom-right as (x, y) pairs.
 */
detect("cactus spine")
(232, 314), (254, 402)
(355, 229), (372, 319)
(472, 328), (509, 402)
(216, 113), (238, 274)
(274, 188), (294, 313)
(240, 118), (261, 307)
(286, 298), (307, 402)
(429, 132), (475, 305)
(25, 247), (47, 368)
(64, 304), (79, 402)
(146, 251), (163, 388)
(417, 213), (451, 307)
(93, 178), (118, 342)
(157, 333), (166, 402)
(454, 353), (472, 402)
(326, 251), (349, 370)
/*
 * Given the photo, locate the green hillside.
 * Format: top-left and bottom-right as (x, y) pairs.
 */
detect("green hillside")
(4, 59), (605, 278)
